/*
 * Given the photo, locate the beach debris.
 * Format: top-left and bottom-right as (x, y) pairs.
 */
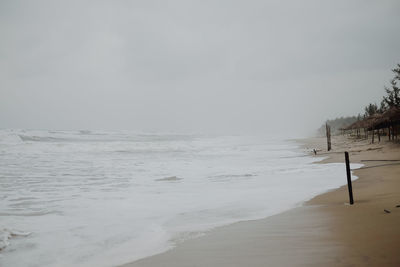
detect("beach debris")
(384, 209), (391, 214)
(396, 205), (400, 208)
(313, 149), (317, 155)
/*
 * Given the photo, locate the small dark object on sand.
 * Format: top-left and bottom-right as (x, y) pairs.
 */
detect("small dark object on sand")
(396, 205), (400, 208)
(384, 209), (391, 213)
(313, 149), (317, 155)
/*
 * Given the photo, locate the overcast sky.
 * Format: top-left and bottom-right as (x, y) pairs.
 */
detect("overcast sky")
(1, 0), (399, 135)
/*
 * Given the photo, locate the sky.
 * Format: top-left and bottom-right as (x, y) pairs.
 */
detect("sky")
(1, 0), (399, 136)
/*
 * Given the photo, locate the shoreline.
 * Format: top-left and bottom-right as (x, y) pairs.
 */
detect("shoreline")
(121, 135), (400, 267)
(304, 135), (400, 266)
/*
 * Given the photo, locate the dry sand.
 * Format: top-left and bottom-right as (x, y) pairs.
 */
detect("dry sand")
(121, 135), (400, 267)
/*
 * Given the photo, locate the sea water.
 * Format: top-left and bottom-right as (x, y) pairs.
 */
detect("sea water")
(0, 129), (361, 267)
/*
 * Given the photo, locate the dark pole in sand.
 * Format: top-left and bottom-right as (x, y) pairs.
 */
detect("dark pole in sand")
(378, 129), (381, 143)
(344, 151), (354, 205)
(326, 123), (331, 151)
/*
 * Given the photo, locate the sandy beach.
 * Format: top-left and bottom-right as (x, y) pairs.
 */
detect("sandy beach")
(121, 135), (400, 267)
(2, 1), (399, 266)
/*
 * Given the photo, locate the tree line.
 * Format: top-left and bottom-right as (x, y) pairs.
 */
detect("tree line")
(364, 64), (400, 117)
(319, 64), (400, 135)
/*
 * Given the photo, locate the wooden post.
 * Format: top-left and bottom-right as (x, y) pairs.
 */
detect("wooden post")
(329, 125), (331, 151)
(392, 124), (395, 141)
(345, 152), (354, 205)
(389, 127), (391, 141)
(326, 123), (331, 151)
(378, 129), (381, 142)
(372, 128), (375, 144)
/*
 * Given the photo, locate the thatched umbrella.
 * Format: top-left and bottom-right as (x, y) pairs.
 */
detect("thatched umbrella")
(344, 120), (364, 138)
(383, 107), (400, 122)
(342, 107), (400, 141)
(345, 120), (361, 130)
(364, 114), (384, 131)
(367, 107), (400, 141)
(367, 107), (400, 129)
(362, 114), (384, 142)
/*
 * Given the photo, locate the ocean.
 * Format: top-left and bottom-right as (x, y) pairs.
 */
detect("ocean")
(0, 129), (359, 267)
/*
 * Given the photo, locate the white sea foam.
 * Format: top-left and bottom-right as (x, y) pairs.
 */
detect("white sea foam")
(0, 129), (362, 267)
(0, 228), (31, 252)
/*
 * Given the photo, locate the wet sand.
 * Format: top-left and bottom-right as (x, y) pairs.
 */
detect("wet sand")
(304, 135), (400, 266)
(121, 135), (400, 267)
